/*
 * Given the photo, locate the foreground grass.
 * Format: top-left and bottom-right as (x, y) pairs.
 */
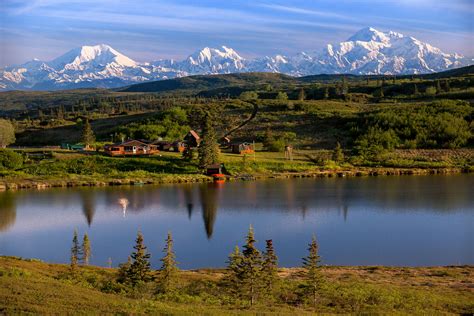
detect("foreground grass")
(0, 256), (473, 314)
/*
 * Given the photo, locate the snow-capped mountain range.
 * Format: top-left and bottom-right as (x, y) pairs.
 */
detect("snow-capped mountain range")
(1, 27), (470, 91)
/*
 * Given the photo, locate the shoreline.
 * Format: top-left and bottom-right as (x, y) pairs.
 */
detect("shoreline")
(0, 166), (471, 191)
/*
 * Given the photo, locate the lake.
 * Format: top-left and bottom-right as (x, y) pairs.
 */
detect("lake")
(0, 175), (473, 269)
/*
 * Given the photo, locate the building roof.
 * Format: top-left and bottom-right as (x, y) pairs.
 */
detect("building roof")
(106, 139), (149, 147)
(188, 130), (200, 140)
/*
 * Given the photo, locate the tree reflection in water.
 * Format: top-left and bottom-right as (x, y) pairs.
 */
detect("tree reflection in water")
(199, 182), (221, 239)
(81, 191), (96, 226)
(0, 192), (16, 232)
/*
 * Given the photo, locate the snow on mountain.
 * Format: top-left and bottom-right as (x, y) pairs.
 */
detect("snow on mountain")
(178, 46), (246, 74)
(0, 28), (470, 91)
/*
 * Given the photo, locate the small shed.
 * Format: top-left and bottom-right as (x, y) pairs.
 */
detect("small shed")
(231, 142), (255, 155)
(206, 163), (223, 176)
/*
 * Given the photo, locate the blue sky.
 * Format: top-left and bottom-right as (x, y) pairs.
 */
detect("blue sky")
(1, 0), (473, 67)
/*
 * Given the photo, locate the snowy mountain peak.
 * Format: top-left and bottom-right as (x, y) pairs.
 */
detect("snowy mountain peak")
(49, 44), (137, 71)
(348, 27), (391, 43)
(0, 29), (470, 91)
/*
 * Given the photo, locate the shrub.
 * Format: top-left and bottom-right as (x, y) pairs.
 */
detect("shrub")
(0, 149), (23, 170)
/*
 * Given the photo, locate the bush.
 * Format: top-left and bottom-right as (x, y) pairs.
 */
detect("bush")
(356, 100), (472, 149)
(0, 149), (23, 170)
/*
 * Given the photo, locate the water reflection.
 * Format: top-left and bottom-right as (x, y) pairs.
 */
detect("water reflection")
(199, 183), (221, 239)
(81, 191), (96, 226)
(0, 175), (473, 267)
(0, 192), (16, 232)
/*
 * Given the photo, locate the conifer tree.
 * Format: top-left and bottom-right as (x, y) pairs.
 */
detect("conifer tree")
(157, 232), (179, 293)
(341, 77), (348, 95)
(298, 88), (306, 101)
(262, 239), (279, 295)
(82, 233), (91, 265)
(117, 256), (132, 283)
(81, 119), (95, 149)
(414, 84), (419, 95)
(332, 142), (344, 163)
(198, 112), (220, 169)
(436, 80), (442, 94)
(323, 87), (329, 100)
(225, 245), (244, 293)
(127, 231), (152, 286)
(302, 235), (323, 308)
(239, 225), (263, 305)
(70, 229), (81, 272)
(445, 80), (451, 92)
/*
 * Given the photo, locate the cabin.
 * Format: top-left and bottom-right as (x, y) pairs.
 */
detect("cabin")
(206, 163), (222, 176)
(183, 130), (201, 148)
(104, 140), (159, 156)
(231, 142), (255, 155)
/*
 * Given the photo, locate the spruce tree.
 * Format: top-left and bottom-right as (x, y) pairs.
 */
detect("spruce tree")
(332, 142), (344, 163)
(298, 88), (306, 101)
(70, 229), (81, 272)
(82, 233), (91, 265)
(157, 232), (179, 293)
(225, 245), (244, 293)
(198, 112), (220, 169)
(127, 231), (152, 286)
(262, 239), (279, 295)
(239, 225), (263, 306)
(445, 80), (451, 92)
(341, 77), (348, 95)
(436, 80), (442, 94)
(81, 119), (95, 149)
(413, 84), (419, 95)
(302, 235), (323, 308)
(117, 256), (132, 284)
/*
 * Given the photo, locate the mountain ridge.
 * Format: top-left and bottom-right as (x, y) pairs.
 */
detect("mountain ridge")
(1, 27), (471, 91)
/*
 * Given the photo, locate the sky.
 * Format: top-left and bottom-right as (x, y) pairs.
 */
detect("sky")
(1, 0), (473, 67)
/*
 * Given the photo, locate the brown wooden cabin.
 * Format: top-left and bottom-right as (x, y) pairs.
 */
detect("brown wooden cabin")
(183, 130), (201, 148)
(231, 142), (255, 155)
(104, 140), (159, 156)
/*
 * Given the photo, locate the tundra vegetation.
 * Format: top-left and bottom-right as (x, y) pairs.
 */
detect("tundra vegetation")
(0, 227), (473, 314)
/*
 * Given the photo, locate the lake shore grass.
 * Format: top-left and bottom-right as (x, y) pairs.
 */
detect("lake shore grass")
(1, 256), (473, 314)
(1, 149), (472, 191)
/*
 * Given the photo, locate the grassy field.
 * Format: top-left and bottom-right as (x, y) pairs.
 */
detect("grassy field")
(1, 148), (472, 190)
(1, 256), (473, 314)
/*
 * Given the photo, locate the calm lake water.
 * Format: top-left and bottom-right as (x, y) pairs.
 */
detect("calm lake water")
(0, 175), (473, 268)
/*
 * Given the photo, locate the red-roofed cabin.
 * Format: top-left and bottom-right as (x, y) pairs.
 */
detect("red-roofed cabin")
(104, 140), (159, 156)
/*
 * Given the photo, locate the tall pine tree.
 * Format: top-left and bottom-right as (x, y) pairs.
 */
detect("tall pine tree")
(198, 112), (220, 169)
(81, 119), (95, 149)
(70, 229), (81, 272)
(157, 232), (179, 293)
(302, 235), (324, 308)
(238, 225), (263, 306)
(127, 231), (152, 286)
(262, 239), (279, 296)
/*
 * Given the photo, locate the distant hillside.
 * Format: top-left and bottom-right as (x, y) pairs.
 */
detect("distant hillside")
(119, 72), (297, 93)
(119, 66), (474, 94)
